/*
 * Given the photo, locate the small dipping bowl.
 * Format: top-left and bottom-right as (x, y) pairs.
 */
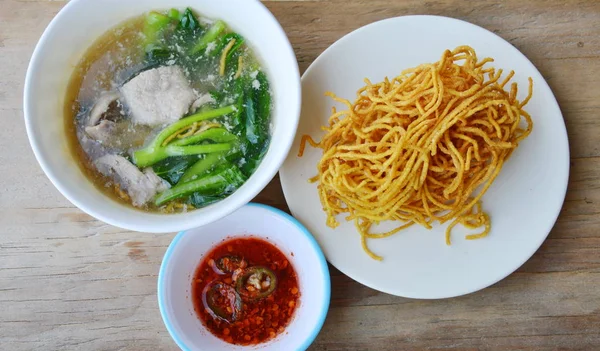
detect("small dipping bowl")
(158, 203), (330, 351)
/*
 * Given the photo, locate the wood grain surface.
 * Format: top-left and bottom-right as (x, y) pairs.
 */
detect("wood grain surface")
(1, 0), (599, 350)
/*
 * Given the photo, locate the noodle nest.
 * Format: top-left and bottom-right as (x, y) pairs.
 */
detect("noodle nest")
(299, 45), (533, 260)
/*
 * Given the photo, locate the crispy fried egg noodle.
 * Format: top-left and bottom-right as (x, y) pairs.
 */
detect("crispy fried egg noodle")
(299, 45), (533, 260)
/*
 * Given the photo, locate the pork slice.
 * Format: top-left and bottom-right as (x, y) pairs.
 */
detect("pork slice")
(94, 154), (170, 207)
(87, 91), (120, 126)
(143, 168), (170, 194)
(84, 120), (116, 144)
(120, 65), (197, 126)
(190, 93), (215, 113)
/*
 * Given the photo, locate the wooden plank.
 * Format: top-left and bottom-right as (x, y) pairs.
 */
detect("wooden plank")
(1, 0), (599, 350)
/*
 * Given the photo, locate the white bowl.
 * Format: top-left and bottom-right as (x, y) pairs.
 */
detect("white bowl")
(158, 203), (330, 351)
(23, 0), (301, 232)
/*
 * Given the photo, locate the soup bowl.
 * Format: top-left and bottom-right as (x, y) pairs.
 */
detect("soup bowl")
(23, 0), (301, 232)
(158, 203), (330, 350)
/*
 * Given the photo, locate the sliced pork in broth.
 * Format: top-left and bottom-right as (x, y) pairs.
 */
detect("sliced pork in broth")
(64, 8), (272, 213)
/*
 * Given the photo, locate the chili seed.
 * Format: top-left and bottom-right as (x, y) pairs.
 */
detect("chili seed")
(291, 287), (299, 294)
(223, 328), (230, 336)
(288, 300), (296, 308)
(227, 245), (233, 252)
(244, 335), (251, 341)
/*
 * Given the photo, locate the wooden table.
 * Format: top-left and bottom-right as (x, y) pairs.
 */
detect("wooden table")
(2, 0), (599, 350)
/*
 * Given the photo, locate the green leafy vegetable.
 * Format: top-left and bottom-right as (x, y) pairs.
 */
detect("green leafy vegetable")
(245, 94), (258, 144)
(170, 128), (238, 147)
(167, 8), (181, 21)
(135, 143), (233, 168)
(145, 47), (174, 65)
(155, 164), (246, 206)
(179, 152), (225, 183)
(239, 71), (271, 176)
(178, 8), (201, 31)
(152, 156), (199, 185)
(209, 91), (225, 105)
(230, 79), (246, 130)
(211, 33), (240, 56)
(254, 71), (272, 125)
(128, 14), (272, 209)
(209, 33), (245, 76)
(133, 105), (236, 167)
(190, 20), (226, 54)
(187, 193), (226, 208)
(239, 144), (268, 177)
(142, 11), (173, 50)
(226, 35), (244, 61)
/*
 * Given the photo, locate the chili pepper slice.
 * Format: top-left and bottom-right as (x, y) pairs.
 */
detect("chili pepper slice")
(202, 280), (242, 322)
(213, 255), (246, 274)
(235, 266), (277, 300)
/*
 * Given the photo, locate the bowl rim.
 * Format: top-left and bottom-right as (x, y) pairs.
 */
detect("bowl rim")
(23, 0), (302, 233)
(157, 202), (331, 351)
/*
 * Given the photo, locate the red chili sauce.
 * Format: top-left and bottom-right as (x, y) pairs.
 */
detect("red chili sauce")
(192, 237), (300, 345)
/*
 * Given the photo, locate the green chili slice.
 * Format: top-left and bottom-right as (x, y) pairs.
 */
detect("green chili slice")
(202, 281), (242, 323)
(235, 266), (277, 300)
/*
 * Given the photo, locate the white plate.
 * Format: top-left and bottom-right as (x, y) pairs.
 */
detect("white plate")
(279, 15), (569, 298)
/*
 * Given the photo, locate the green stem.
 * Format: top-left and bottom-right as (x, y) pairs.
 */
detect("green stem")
(135, 143), (233, 168)
(153, 105), (235, 148)
(167, 9), (181, 21)
(190, 20), (226, 54)
(179, 152), (225, 183)
(170, 128), (237, 147)
(133, 105), (235, 166)
(143, 11), (173, 50)
(154, 166), (245, 206)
